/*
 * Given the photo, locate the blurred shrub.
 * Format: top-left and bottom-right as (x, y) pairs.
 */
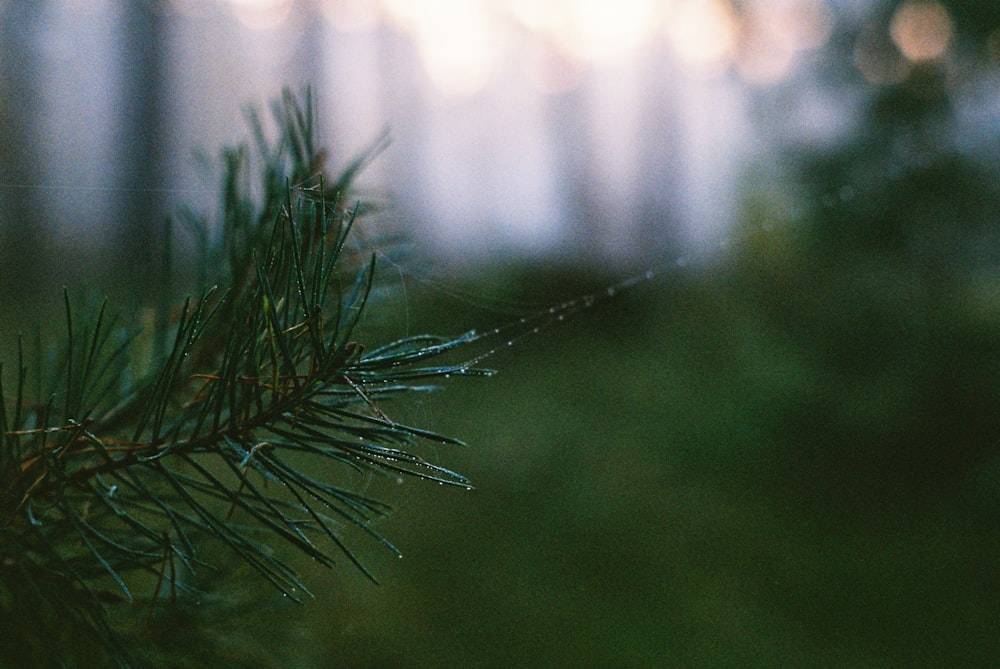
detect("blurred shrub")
(732, 55), (1000, 513)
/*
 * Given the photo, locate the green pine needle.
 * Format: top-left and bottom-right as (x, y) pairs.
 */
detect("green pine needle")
(0, 87), (490, 667)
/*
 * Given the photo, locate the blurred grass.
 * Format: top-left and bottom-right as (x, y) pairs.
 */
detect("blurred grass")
(263, 262), (1000, 668)
(4, 256), (998, 667)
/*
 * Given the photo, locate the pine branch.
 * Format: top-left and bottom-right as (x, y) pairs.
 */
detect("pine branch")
(0, 88), (491, 667)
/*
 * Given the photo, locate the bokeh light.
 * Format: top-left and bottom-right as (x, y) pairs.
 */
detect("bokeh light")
(382, 0), (505, 96)
(854, 20), (910, 85)
(228, 0), (295, 30)
(664, 0), (739, 76)
(319, 0), (381, 33)
(890, 1), (953, 62)
(737, 0), (834, 84)
(525, 0), (664, 65)
(221, 0), (841, 95)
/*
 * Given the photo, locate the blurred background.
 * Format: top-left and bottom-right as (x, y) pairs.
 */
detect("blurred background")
(3, 0), (1000, 666)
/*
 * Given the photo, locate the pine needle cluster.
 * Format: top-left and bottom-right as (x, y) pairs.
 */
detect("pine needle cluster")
(0, 89), (490, 667)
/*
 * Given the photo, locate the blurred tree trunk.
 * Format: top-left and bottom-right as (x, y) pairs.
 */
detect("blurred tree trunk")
(545, 86), (601, 264)
(110, 2), (167, 304)
(0, 2), (54, 302)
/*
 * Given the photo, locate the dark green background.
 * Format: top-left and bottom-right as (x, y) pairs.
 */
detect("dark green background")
(277, 260), (1000, 668)
(4, 2), (1000, 664)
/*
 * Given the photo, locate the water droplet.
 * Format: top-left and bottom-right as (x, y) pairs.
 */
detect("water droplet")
(644, 269), (654, 280)
(606, 287), (616, 297)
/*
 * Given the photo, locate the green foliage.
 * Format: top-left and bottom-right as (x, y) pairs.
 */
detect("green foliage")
(0, 89), (489, 667)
